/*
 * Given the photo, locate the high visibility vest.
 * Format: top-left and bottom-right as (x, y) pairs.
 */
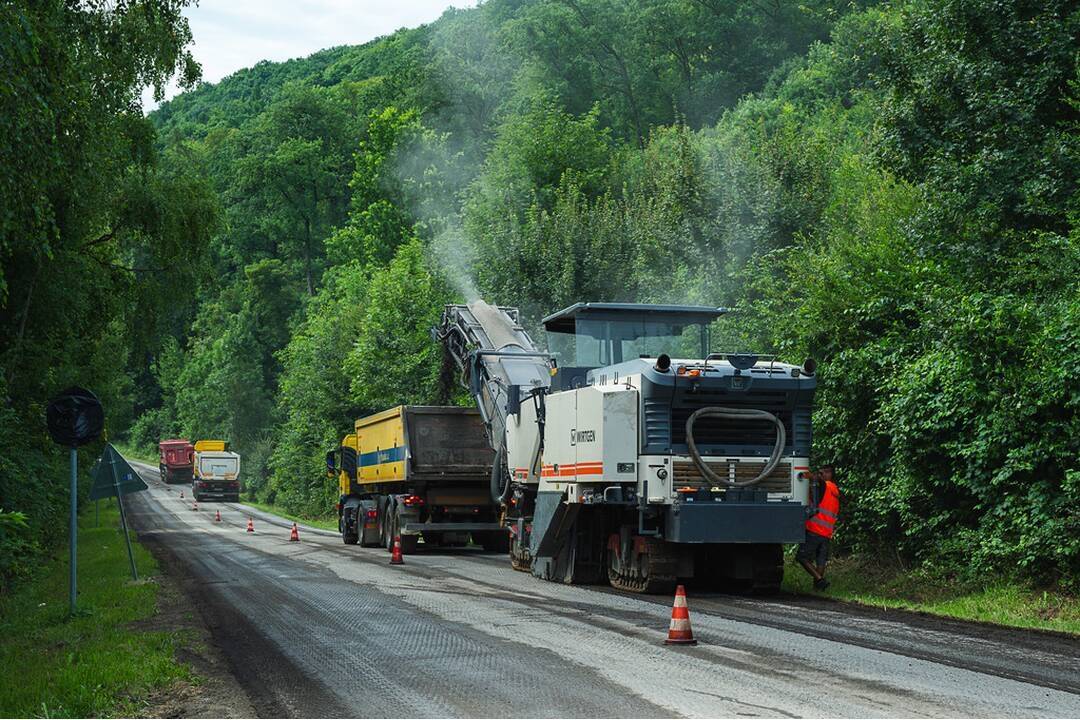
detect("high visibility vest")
(806, 479), (839, 538)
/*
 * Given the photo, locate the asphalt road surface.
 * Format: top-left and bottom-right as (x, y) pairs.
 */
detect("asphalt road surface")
(125, 459), (1080, 718)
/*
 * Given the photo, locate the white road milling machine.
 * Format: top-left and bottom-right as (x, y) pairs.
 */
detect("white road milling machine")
(434, 300), (818, 592)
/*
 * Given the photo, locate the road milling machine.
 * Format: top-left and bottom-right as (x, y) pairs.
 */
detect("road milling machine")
(434, 300), (818, 592)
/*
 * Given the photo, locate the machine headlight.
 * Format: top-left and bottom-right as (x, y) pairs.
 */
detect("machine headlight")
(657, 468), (668, 480)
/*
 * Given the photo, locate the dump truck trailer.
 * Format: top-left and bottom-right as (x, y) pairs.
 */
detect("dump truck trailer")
(331, 405), (503, 554)
(192, 439), (241, 502)
(158, 439), (194, 484)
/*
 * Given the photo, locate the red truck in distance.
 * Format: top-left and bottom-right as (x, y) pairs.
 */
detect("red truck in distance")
(159, 439), (194, 484)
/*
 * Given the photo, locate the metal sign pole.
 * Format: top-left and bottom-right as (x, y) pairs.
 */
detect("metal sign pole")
(111, 459), (138, 581)
(69, 446), (78, 614)
(46, 387), (104, 614)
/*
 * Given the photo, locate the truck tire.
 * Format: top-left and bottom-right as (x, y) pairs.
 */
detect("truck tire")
(360, 525), (381, 548)
(380, 500), (394, 550)
(341, 506), (359, 545)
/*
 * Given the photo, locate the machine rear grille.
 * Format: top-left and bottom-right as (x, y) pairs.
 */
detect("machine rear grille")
(673, 459), (792, 494)
(671, 409), (792, 447)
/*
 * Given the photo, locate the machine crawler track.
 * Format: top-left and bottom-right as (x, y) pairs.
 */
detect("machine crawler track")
(607, 536), (678, 594)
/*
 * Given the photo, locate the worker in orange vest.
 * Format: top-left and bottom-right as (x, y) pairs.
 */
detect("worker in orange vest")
(797, 465), (840, 590)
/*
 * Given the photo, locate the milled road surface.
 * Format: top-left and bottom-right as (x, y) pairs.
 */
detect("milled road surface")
(125, 460), (1080, 718)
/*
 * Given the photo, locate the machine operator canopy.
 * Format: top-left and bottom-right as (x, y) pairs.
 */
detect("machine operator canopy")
(541, 302), (727, 368)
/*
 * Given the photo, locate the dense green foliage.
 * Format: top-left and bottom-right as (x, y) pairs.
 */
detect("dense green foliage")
(3, 0), (1078, 591)
(0, 0), (209, 590)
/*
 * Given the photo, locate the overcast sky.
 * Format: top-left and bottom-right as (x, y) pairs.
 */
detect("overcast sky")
(142, 0), (476, 112)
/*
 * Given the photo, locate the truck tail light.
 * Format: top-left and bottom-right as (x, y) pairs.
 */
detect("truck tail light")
(365, 509), (377, 519)
(402, 495), (424, 507)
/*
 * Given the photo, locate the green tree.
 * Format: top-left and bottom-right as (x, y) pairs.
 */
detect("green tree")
(345, 238), (455, 411)
(0, 0), (207, 588)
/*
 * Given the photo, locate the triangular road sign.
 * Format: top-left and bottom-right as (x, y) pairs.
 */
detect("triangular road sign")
(89, 444), (148, 500)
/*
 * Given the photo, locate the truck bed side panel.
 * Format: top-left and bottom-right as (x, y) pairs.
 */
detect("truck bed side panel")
(353, 406), (493, 491)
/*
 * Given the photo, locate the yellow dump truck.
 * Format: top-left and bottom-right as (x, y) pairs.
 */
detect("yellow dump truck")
(329, 406), (504, 554)
(193, 439), (241, 502)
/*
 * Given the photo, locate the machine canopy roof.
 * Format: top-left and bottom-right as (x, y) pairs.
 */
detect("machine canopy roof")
(541, 302), (727, 335)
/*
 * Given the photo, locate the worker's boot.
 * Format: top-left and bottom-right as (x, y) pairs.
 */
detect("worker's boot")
(813, 577), (830, 590)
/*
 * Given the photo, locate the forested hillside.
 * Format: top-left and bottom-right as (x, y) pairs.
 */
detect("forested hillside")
(2, 0), (1078, 593)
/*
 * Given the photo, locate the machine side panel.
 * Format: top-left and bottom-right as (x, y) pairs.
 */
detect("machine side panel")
(538, 391), (576, 492)
(506, 399), (540, 483)
(599, 386), (637, 483)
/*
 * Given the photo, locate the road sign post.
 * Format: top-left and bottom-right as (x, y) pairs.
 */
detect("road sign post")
(90, 444), (147, 581)
(69, 447), (77, 612)
(46, 387), (104, 615)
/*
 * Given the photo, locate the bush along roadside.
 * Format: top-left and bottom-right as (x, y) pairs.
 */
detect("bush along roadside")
(0, 501), (191, 717)
(782, 552), (1080, 636)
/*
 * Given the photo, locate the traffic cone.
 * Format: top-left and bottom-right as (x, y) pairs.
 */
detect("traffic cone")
(214, 510), (221, 523)
(289, 523), (299, 542)
(664, 585), (697, 645)
(180, 490), (184, 499)
(246, 517), (255, 533)
(192, 500), (198, 511)
(389, 535), (404, 565)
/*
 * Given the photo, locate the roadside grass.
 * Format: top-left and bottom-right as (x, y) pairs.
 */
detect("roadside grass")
(0, 503), (191, 717)
(241, 500), (338, 532)
(782, 552), (1080, 635)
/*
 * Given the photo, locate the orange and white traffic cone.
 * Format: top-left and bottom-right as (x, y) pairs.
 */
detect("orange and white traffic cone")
(192, 500), (198, 511)
(246, 517), (255, 533)
(180, 490), (184, 499)
(664, 584), (697, 645)
(214, 510), (221, 523)
(289, 523), (299, 542)
(389, 535), (404, 565)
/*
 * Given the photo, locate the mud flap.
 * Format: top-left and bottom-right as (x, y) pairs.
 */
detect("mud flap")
(530, 492), (605, 584)
(533, 491), (578, 559)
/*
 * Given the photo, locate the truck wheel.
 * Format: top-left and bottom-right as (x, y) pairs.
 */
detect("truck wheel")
(342, 506), (360, 545)
(382, 502), (395, 550)
(360, 525), (380, 548)
(400, 534), (419, 554)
